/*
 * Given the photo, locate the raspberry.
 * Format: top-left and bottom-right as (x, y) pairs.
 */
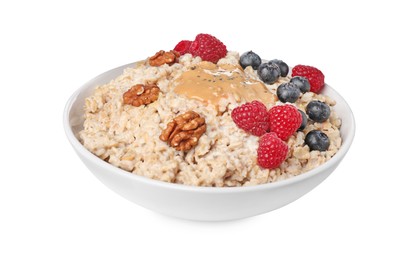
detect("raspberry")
(173, 40), (192, 55)
(268, 104), (302, 141)
(291, 65), (325, 93)
(231, 100), (270, 136)
(188, 33), (227, 63)
(257, 132), (288, 169)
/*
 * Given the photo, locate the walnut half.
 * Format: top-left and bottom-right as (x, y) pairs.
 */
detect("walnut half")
(123, 83), (160, 107)
(159, 111), (207, 151)
(149, 50), (180, 67)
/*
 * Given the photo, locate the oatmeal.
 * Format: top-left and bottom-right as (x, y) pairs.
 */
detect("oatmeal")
(79, 35), (342, 187)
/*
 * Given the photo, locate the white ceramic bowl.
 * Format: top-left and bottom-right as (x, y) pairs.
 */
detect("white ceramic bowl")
(63, 62), (355, 221)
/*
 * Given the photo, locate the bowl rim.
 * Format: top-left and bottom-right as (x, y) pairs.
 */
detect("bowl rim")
(63, 63), (356, 194)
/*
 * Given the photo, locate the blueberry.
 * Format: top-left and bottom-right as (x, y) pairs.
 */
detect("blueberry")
(298, 109), (308, 131)
(268, 59), (289, 77)
(277, 82), (300, 103)
(290, 76), (311, 93)
(305, 130), (330, 151)
(257, 63), (281, 84)
(306, 100), (331, 123)
(239, 51), (262, 70)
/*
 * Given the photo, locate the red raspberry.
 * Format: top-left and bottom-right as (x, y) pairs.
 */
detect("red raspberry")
(268, 104), (302, 141)
(188, 33), (227, 63)
(257, 132), (288, 169)
(291, 65), (325, 93)
(231, 100), (270, 136)
(173, 40), (192, 55)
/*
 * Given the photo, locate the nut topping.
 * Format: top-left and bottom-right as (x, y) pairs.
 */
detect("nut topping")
(159, 111), (206, 151)
(149, 50), (180, 67)
(123, 83), (160, 107)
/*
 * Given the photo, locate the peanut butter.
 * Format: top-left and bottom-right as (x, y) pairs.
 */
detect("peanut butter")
(173, 61), (275, 107)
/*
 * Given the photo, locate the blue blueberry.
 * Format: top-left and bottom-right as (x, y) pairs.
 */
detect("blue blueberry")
(268, 59), (289, 77)
(277, 82), (300, 103)
(239, 51), (262, 70)
(305, 130), (330, 151)
(306, 100), (331, 123)
(257, 63), (281, 84)
(298, 109), (308, 131)
(290, 76), (311, 93)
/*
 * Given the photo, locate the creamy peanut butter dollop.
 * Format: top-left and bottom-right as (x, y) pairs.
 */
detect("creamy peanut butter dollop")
(173, 61), (275, 107)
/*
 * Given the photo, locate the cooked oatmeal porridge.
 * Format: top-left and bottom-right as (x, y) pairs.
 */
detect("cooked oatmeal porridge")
(79, 43), (342, 187)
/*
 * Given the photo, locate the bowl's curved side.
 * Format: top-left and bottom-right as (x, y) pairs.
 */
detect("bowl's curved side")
(73, 145), (341, 221)
(64, 63), (355, 221)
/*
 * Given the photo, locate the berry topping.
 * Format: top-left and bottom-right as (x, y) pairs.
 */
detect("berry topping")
(231, 100), (270, 136)
(173, 40), (192, 55)
(257, 63), (281, 84)
(276, 82), (301, 103)
(290, 76), (311, 93)
(298, 109), (308, 131)
(292, 65), (325, 93)
(305, 130), (330, 151)
(239, 51), (262, 70)
(257, 132), (288, 169)
(268, 104), (302, 141)
(306, 100), (331, 123)
(188, 33), (227, 63)
(268, 59), (289, 77)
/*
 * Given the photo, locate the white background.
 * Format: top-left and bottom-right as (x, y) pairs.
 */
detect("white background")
(1, 0), (401, 259)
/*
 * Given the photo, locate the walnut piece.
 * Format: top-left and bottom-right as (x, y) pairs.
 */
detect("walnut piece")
(159, 111), (207, 151)
(149, 50), (180, 67)
(123, 83), (160, 107)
